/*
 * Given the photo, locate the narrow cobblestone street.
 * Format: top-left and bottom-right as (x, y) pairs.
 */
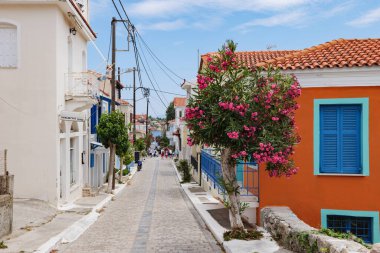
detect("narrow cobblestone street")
(58, 158), (222, 253)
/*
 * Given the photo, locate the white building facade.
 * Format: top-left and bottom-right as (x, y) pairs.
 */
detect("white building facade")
(0, 0), (97, 207)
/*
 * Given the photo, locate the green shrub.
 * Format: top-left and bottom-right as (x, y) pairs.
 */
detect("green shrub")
(317, 228), (370, 249)
(177, 159), (191, 183)
(122, 168), (130, 176)
(0, 241), (7, 249)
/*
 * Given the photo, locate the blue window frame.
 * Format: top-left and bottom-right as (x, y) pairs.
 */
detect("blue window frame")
(327, 215), (372, 243)
(90, 153), (95, 168)
(320, 105), (361, 174)
(90, 105), (97, 134)
(314, 98), (369, 176)
(321, 209), (380, 243)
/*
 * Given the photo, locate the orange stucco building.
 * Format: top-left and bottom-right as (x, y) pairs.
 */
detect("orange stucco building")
(256, 39), (380, 244)
(198, 38), (380, 243)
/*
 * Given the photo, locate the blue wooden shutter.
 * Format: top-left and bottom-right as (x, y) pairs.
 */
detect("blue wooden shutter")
(340, 105), (361, 173)
(90, 105), (97, 134)
(320, 106), (339, 173)
(320, 105), (361, 174)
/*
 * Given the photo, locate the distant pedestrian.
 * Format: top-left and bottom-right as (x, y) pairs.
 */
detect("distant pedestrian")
(161, 150), (164, 159)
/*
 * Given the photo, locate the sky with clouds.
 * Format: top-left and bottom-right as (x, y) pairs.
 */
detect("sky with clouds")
(88, 0), (380, 116)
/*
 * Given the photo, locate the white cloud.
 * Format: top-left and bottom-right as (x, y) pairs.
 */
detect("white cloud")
(347, 6), (380, 26)
(321, 1), (355, 18)
(137, 19), (187, 31)
(127, 0), (311, 18)
(234, 11), (306, 32)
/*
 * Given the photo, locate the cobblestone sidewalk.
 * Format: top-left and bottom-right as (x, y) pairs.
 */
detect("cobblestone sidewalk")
(57, 158), (222, 253)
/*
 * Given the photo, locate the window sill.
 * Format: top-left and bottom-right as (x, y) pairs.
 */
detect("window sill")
(315, 173), (368, 177)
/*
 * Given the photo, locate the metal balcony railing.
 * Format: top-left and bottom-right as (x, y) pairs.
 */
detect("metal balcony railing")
(200, 149), (259, 199)
(65, 72), (98, 98)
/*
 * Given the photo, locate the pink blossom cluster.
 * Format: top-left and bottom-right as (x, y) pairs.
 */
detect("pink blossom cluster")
(251, 112), (258, 121)
(253, 143), (295, 166)
(286, 82), (301, 99)
(209, 64), (221, 73)
(185, 107), (204, 120)
(218, 102), (249, 116)
(225, 49), (233, 56)
(243, 125), (256, 137)
(187, 137), (194, 146)
(197, 75), (213, 90)
(230, 150), (247, 159)
(269, 167), (298, 177)
(227, 131), (239, 139)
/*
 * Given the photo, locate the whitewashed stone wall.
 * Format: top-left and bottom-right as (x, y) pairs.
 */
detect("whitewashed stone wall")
(260, 206), (376, 253)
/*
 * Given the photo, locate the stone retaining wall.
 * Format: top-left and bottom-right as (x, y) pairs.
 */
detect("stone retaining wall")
(0, 194), (12, 238)
(261, 206), (373, 253)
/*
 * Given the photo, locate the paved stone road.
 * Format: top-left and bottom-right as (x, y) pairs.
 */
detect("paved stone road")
(59, 158), (222, 253)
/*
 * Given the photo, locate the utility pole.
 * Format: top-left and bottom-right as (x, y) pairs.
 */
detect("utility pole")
(111, 17), (116, 112)
(117, 67), (121, 99)
(132, 67), (136, 144)
(146, 97), (149, 136)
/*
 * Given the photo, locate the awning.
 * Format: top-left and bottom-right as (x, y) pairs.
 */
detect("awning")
(90, 141), (103, 149)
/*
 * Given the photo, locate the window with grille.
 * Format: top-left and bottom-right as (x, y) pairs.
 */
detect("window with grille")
(0, 23), (17, 68)
(320, 104), (362, 174)
(327, 215), (373, 243)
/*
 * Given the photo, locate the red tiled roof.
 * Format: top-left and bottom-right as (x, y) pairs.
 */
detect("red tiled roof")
(173, 97), (186, 107)
(200, 50), (298, 71)
(117, 99), (130, 105)
(256, 38), (380, 70)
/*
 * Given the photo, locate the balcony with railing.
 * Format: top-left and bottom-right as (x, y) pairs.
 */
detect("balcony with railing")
(65, 72), (98, 99)
(200, 149), (259, 201)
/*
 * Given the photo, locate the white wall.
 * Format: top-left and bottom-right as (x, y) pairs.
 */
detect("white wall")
(0, 4), (90, 206)
(0, 5), (59, 204)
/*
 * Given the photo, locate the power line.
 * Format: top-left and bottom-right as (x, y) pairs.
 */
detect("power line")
(135, 35), (169, 103)
(122, 86), (184, 96)
(135, 33), (182, 88)
(110, 1), (168, 108)
(134, 47), (168, 108)
(135, 31), (185, 81)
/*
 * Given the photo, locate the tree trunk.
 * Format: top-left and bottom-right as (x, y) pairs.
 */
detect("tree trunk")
(119, 155), (124, 182)
(221, 148), (244, 232)
(107, 143), (116, 193)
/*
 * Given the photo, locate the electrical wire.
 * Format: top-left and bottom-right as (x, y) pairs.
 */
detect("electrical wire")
(135, 35), (169, 103)
(135, 31), (184, 81)
(122, 86), (184, 96)
(110, 1), (172, 109)
(135, 33), (182, 88)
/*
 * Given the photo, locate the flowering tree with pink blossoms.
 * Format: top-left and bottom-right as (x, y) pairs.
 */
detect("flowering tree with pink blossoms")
(185, 41), (301, 233)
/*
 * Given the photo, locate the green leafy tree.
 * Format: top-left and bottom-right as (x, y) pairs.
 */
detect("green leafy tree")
(145, 133), (154, 150)
(185, 41), (301, 232)
(166, 102), (175, 123)
(159, 133), (170, 148)
(97, 111), (129, 193)
(134, 138), (146, 152)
